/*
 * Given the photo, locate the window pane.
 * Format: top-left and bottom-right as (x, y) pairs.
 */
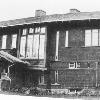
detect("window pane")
(20, 36), (26, 57)
(85, 30), (91, 46)
(55, 71), (58, 83)
(39, 75), (44, 84)
(65, 31), (68, 47)
(55, 31), (59, 61)
(11, 34), (17, 48)
(33, 35), (39, 59)
(29, 28), (34, 33)
(22, 29), (27, 35)
(99, 29), (100, 46)
(26, 35), (33, 57)
(2, 35), (7, 49)
(35, 27), (40, 33)
(69, 63), (75, 69)
(39, 35), (45, 59)
(92, 29), (98, 46)
(40, 27), (46, 33)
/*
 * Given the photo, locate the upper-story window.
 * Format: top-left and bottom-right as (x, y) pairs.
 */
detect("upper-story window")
(2, 35), (7, 49)
(85, 29), (100, 47)
(65, 31), (68, 47)
(20, 29), (27, 57)
(11, 34), (17, 49)
(20, 27), (46, 59)
(55, 31), (59, 61)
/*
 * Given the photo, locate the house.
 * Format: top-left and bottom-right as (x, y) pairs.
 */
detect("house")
(0, 9), (100, 91)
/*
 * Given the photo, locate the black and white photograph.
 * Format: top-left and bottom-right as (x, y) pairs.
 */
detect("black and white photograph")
(1, 0), (100, 100)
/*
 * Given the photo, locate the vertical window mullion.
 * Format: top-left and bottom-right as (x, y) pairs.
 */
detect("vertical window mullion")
(99, 29), (100, 46)
(25, 29), (28, 58)
(32, 28), (35, 57)
(38, 28), (40, 59)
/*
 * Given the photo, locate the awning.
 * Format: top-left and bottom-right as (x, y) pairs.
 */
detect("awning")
(0, 50), (30, 65)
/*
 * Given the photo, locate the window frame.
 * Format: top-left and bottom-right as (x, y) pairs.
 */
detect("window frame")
(85, 29), (100, 47)
(1, 35), (7, 49)
(55, 70), (58, 84)
(69, 62), (81, 69)
(11, 34), (17, 49)
(39, 74), (44, 84)
(65, 31), (68, 47)
(20, 27), (46, 59)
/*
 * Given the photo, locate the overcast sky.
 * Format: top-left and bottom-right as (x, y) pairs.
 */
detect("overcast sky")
(0, 0), (100, 21)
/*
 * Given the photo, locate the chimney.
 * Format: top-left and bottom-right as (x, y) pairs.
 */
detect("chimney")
(35, 10), (46, 17)
(69, 9), (80, 13)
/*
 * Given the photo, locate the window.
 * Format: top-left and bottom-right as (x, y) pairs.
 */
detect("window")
(39, 74), (44, 84)
(29, 28), (34, 33)
(2, 35), (7, 49)
(20, 27), (46, 59)
(26, 35), (33, 58)
(22, 29), (27, 35)
(85, 29), (100, 46)
(65, 31), (68, 47)
(40, 27), (46, 33)
(20, 36), (26, 57)
(33, 35), (39, 59)
(20, 29), (27, 57)
(69, 62), (80, 69)
(39, 35), (45, 59)
(55, 71), (58, 83)
(11, 34), (17, 49)
(55, 31), (59, 61)
(35, 27), (40, 33)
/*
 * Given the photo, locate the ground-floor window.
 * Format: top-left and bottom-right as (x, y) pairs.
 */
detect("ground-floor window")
(69, 62), (80, 69)
(55, 70), (58, 83)
(39, 74), (44, 84)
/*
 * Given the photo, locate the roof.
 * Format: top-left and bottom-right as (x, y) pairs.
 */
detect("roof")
(1, 11), (100, 27)
(0, 51), (30, 65)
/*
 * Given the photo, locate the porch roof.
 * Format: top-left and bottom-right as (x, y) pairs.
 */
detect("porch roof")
(0, 11), (100, 27)
(0, 50), (30, 65)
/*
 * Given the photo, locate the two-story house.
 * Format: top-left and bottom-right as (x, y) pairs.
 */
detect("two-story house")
(0, 9), (100, 90)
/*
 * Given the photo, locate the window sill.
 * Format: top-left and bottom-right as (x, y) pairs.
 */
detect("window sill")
(51, 83), (60, 85)
(69, 68), (80, 69)
(38, 83), (46, 85)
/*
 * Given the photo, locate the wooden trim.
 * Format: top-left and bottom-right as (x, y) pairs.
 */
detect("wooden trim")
(17, 29), (21, 58)
(44, 26), (47, 67)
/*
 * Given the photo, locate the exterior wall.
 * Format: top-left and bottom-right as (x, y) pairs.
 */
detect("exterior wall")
(1, 20), (100, 89)
(47, 21), (100, 89)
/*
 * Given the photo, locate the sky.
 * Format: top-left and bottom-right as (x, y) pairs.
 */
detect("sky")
(0, 0), (100, 21)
